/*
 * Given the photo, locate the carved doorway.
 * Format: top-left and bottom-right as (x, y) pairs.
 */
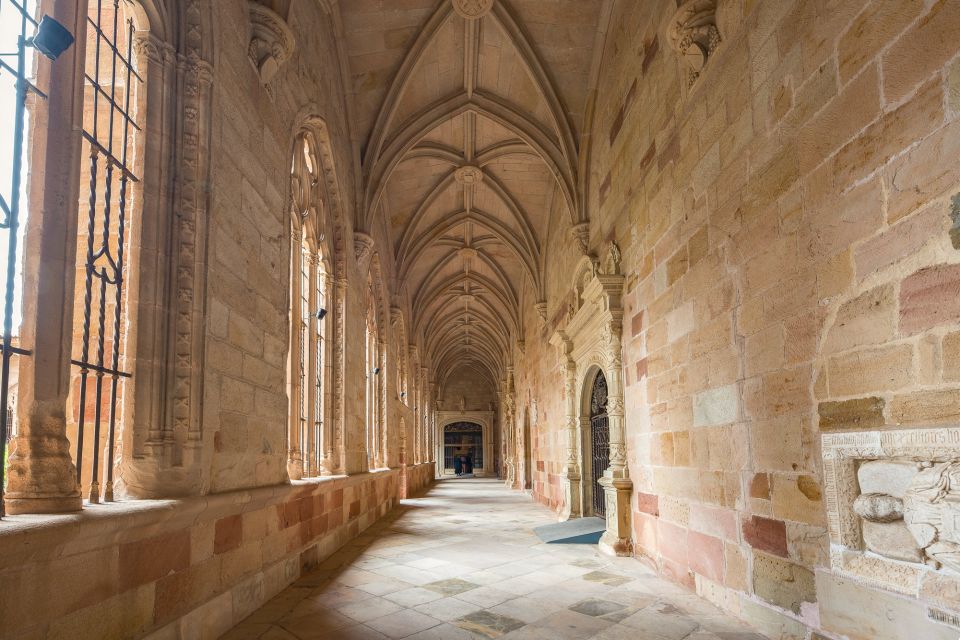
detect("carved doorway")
(590, 371), (609, 517)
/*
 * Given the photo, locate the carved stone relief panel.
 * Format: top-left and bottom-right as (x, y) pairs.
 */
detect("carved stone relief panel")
(247, 1), (295, 94)
(822, 428), (960, 599)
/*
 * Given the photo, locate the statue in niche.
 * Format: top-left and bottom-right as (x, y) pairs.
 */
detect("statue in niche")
(458, 395), (466, 413)
(854, 461), (960, 572)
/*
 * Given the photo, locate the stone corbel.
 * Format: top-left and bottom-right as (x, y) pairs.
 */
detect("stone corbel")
(569, 222), (590, 255)
(354, 232), (375, 274)
(667, 0), (721, 87)
(534, 301), (547, 323)
(247, 1), (296, 92)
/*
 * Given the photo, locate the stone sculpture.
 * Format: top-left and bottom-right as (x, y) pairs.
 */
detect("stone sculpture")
(854, 461), (960, 572)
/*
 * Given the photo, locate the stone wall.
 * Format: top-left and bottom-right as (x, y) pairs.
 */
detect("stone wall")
(401, 461), (437, 498)
(513, 1), (960, 638)
(0, 471), (399, 640)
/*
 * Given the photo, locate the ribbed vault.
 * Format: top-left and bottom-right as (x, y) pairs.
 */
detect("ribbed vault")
(344, 0), (603, 400)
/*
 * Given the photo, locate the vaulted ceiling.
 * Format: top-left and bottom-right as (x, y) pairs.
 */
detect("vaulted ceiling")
(341, 0), (605, 397)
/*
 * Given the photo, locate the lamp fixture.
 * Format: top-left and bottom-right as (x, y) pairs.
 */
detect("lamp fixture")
(29, 15), (75, 61)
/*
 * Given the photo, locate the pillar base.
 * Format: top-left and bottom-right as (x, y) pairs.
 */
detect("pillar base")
(558, 468), (582, 522)
(4, 493), (82, 515)
(597, 475), (633, 556)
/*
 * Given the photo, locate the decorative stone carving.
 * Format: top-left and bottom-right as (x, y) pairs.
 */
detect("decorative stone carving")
(570, 222), (589, 255)
(602, 242), (621, 276)
(822, 428), (960, 598)
(354, 232), (375, 274)
(247, 1), (295, 89)
(454, 165), (484, 185)
(452, 0), (494, 20)
(534, 301), (547, 323)
(667, 0), (721, 87)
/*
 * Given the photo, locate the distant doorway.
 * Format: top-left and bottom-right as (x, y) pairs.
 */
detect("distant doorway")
(589, 371), (609, 517)
(443, 422), (483, 476)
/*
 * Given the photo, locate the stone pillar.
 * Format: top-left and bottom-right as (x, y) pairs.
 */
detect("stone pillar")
(5, 0), (88, 515)
(550, 331), (581, 521)
(599, 316), (633, 557)
(502, 368), (515, 487)
(287, 228), (304, 480)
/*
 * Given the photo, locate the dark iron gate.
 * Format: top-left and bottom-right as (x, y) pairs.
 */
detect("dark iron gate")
(590, 371), (609, 517)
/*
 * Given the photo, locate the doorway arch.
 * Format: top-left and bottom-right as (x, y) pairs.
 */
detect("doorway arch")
(442, 421), (484, 476)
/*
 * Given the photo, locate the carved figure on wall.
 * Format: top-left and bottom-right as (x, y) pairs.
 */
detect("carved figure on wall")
(854, 461), (960, 572)
(667, 0), (721, 87)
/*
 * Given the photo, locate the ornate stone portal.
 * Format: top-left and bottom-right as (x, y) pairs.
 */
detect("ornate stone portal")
(823, 428), (960, 601)
(550, 244), (632, 556)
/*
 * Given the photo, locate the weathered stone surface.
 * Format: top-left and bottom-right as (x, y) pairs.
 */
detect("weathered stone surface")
(900, 264), (960, 335)
(823, 286), (897, 355)
(862, 521), (923, 563)
(752, 553), (816, 614)
(693, 384), (739, 427)
(858, 460), (918, 497)
(818, 397), (886, 431)
(818, 572), (957, 640)
(742, 515), (788, 558)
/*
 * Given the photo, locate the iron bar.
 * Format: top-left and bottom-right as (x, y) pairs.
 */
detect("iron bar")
(73, 0), (137, 501)
(590, 372), (609, 518)
(0, 3), (32, 517)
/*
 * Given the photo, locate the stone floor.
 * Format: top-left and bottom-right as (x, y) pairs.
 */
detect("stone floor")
(223, 478), (769, 640)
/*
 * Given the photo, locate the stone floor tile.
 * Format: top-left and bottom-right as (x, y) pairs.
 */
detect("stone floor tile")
(414, 595), (484, 621)
(455, 585), (516, 607)
(365, 609), (443, 638)
(567, 597), (627, 617)
(455, 610), (527, 638)
(424, 577), (481, 596)
(383, 586), (445, 607)
(226, 479), (769, 640)
(527, 609), (614, 639)
(338, 596), (404, 622)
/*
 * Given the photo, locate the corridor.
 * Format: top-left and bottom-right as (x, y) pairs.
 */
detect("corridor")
(224, 479), (767, 640)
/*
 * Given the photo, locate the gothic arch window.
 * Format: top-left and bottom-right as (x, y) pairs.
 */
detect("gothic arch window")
(286, 131), (335, 479)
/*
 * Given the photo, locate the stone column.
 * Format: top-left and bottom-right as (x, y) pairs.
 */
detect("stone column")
(287, 229), (303, 480)
(502, 368), (515, 487)
(599, 316), (633, 557)
(551, 331), (581, 521)
(5, 0), (88, 515)
(319, 269), (336, 475)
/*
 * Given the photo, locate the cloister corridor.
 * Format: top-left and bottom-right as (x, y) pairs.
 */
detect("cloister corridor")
(225, 479), (766, 640)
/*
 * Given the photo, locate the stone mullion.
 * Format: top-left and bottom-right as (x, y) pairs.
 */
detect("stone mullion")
(5, 0), (88, 515)
(286, 231), (303, 480)
(305, 254), (319, 477)
(320, 269), (336, 475)
(379, 339), (388, 468)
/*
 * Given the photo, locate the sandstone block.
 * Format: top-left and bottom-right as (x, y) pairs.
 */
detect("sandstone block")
(772, 474), (825, 526)
(890, 388), (960, 425)
(687, 530), (724, 583)
(899, 263), (960, 334)
(823, 285), (896, 355)
(742, 515), (788, 558)
(818, 397), (885, 431)
(826, 344), (914, 396)
(838, 0), (926, 83)
(882, 0), (960, 103)
(944, 330), (960, 381)
(693, 384), (739, 427)
(752, 553), (815, 614)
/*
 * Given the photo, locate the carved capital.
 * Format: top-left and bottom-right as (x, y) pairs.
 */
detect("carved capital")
(569, 222), (590, 255)
(534, 301), (547, 323)
(354, 232), (375, 274)
(667, 0), (721, 87)
(248, 2), (296, 88)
